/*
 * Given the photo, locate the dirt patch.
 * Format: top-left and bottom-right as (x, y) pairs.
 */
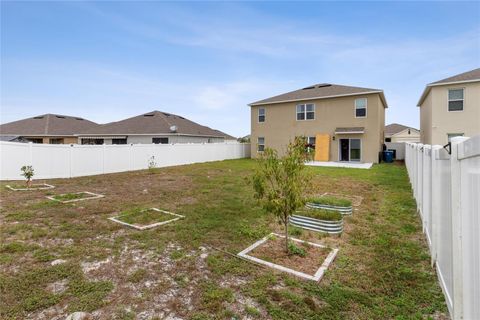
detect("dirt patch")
(248, 236), (331, 275)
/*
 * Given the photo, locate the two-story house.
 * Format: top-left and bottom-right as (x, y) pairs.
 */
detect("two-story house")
(418, 68), (480, 145)
(249, 83), (387, 163)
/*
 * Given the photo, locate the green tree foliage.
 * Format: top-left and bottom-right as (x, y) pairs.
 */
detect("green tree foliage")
(252, 136), (312, 253)
(20, 165), (34, 187)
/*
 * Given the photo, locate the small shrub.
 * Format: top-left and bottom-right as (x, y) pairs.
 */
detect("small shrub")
(147, 156), (157, 173)
(287, 241), (306, 257)
(20, 165), (34, 187)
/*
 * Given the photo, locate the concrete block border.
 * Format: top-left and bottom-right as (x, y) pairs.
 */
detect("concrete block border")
(238, 232), (339, 282)
(108, 208), (185, 230)
(6, 183), (55, 191)
(46, 191), (104, 203)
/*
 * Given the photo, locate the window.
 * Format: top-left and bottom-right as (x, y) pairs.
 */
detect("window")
(296, 104), (315, 120)
(112, 138), (127, 145)
(257, 137), (265, 152)
(258, 108), (265, 123)
(81, 138), (104, 145)
(307, 136), (316, 146)
(49, 138), (64, 144)
(447, 133), (464, 142)
(355, 98), (367, 118)
(28, 138), (43, 144)
(448, 89), (464, 111)
(152, 137), (169, 144)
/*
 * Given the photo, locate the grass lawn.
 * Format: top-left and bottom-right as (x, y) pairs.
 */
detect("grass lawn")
(51, 192), (92, 201)
(0, 159), (447, 319)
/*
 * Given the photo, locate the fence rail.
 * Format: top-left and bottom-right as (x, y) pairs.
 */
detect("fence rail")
(0, 141), (251, 180)
(405, 136), (479, 320)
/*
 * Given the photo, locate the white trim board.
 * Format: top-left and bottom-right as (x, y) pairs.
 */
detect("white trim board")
(237, 233), (339, 281)
(46, 191), (104, 203)
(6, 183), (55, 191)
(108, 208), (184, 230)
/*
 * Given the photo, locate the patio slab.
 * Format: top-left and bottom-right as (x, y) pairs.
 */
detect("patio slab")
(305, 161), (373, 169)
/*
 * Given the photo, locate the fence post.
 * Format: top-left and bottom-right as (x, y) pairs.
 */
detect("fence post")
(430, 145), (442, 266)
(450, 136), (469, 320)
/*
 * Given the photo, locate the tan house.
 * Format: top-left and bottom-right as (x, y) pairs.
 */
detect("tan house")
(418, 68), (480, 145)
(0, 113), (98, 144)
(249, 83), (387, 163)
(385, 123), (420, 143)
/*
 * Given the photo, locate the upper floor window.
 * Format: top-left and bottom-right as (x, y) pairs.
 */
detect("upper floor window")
(355, 98), (367, 118)
(258, 108), (265, 122)
(448, 89), (464, 111)
(257, 137), (265, 152)
(296, 103), (315, 120)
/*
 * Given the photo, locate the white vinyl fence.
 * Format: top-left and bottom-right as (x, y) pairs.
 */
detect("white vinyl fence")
(0, 141), (251, 180)
(405, 136), (479, 320)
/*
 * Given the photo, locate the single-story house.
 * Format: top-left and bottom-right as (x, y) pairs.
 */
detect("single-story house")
(77, 110), (236, 145)
(0, 114), (99, 144)
(385, 123), (420, 143)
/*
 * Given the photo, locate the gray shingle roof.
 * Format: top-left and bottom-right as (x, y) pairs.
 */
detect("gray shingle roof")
(418, 68), (480, 106)
(80, 111), (234, 139)
(249, 83), (387, 107)
(430, 68), (480, 85)
(385, 123), (416, 136)
(0, 114), (98, 136)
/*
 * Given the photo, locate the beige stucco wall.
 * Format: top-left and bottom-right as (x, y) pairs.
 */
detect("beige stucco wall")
(420, 82), (480, 145)
(390, 128), (420, 143)
(250, 93), (386, 163)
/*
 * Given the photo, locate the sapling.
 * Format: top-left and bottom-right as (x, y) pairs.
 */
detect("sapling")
(147, 156), (157, 173)
(252, 136), (312, 253)
(20, 165), (34, 188)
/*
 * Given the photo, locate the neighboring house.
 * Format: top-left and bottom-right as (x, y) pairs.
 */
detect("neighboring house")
(418, 68), (480, 145)
(385, 123), (420, 143)
(0, 135), (29, 143)
(0, 114), (98, 144)
(249, 83), (387, 163)
(77, 110), (235, 145)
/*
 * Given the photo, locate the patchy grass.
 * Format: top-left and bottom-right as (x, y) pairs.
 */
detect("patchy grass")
(307, 195), (352, 207)
(0, 159), (447, 319)
(296, 208), (343, 221)
(51, 192), (91, 201)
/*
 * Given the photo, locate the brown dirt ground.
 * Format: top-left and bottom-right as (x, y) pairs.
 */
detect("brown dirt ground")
(248, 235), (332, 275)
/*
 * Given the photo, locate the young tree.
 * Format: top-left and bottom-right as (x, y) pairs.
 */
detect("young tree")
(20, 165), (34, 188)
(252, 136), (312, 253)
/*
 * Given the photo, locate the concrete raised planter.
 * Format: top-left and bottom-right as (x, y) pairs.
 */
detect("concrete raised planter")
(46, 191), (104, 203)
(289, 214), (343, 234)
(6, 183), (55, 191)
(238, 233), (339, 282)
(108, 208), (184, 230)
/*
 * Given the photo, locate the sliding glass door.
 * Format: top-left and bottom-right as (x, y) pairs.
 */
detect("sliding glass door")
(339, 139), (361, 162)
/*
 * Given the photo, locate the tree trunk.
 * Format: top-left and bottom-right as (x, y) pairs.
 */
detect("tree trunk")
(27, 178), (31, 188)
(284, 215), (289, 253)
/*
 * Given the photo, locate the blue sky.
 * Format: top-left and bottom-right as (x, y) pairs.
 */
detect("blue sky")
(1, 1), (479, 137)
